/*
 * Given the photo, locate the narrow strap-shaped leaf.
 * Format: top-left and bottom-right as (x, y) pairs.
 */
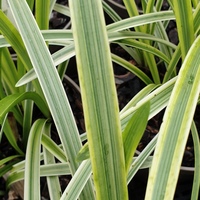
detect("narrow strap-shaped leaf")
(6, 163), (70, 188)
(123, 101), (150, 172)
(123, 0), (140, 18)
(143, 0), (156, 34)
(109, 31), (177, 49)
(50, 0), (57, 14)
(43, 122), (61, 200)
(162, 45), (181, 82)
(24, 119), (47, 200)
(22, 83), (34, 147)
(102, 0), (122, 22)
(41, 134), (67, 163)
(117, 38), (171, 64)
(35, 0), (50, 29)
(193, 3), (200, 35)
(0, 113), (7, 142)
(112, 54), (153, 85)
(145, 35), (200, 200)
(53, 3), (70, 17)
(173, 0), (195, 60)
(191, 121), (200, 199)
(69, 0), (128, 199)
(107, 11), (175, 32)
(76, 143), (90, 162)
(61, 160), (93, 200)
(0, 155), (22, 166)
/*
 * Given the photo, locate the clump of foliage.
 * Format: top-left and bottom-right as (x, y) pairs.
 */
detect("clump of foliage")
(0, 0), (200, 199)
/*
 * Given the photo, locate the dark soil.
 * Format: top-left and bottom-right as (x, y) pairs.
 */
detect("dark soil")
(0, 1), (198, 199)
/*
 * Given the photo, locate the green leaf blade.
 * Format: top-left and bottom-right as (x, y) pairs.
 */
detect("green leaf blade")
(173, 0), (195, 59)
(123, 101), (150, 172)
(24, 119), (46, 200)
(145, 35), (200, 200)
(69, 0), (128, 199)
